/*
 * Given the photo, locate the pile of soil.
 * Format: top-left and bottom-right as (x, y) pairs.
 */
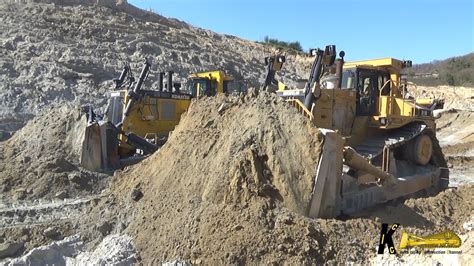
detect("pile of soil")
(0, 104), (108, 200)
(91, 91), (330, 264)
(81, 92), (473, 264)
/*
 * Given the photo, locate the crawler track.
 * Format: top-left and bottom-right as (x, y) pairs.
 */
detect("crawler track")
(355, 122), (428, 160)
(0, 196), (99, 229)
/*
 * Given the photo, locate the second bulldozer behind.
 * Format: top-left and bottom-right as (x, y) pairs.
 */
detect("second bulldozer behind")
(80, 60), (238, 172)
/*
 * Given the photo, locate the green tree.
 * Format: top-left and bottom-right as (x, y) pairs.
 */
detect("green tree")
(445, 73), (455, 86)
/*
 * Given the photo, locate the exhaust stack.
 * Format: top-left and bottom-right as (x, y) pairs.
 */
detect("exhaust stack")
(167, 71), (174, 92)
(335, 51), (345, 89)
(159, 72), (165, 91)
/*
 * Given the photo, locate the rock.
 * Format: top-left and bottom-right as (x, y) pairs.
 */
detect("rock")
(68, 172), (86, 185)
(21, 156), (31, 164)
(97, 221), (113, 236)
(55, 190), (69, 199)
(0, 242), (24, 259)
(68, 172), (80, 182)
(131, 188), (143, 201)
(54, 158), (77, 172)
(43, 227), (60, 239)
(217, 103), (227, 114)
(203, 120), (214, 128)
(282, 214), (294, 225)
(233, 225), (244, 231)
(12, 188), (26, 200)
(463, 221), (474, 231)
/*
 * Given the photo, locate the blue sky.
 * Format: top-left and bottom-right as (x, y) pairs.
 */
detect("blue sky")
(129, 0), (473, 63)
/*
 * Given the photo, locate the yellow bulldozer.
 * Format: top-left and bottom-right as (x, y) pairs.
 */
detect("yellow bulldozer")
(81, 60), (235, 172)
(267, 45), (448, 218)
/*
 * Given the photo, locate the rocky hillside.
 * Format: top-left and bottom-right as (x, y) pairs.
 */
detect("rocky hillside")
(0, 0), (311, 137)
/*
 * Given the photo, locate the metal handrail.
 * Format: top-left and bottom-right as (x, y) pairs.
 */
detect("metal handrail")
(286, 99), (314, 121)
(378, 80), (395, 116)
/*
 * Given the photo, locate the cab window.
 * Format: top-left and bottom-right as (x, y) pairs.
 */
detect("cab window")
(356, 69), (378, 116)
(188, 78), (214, 97)
(341, 69), (356, 89)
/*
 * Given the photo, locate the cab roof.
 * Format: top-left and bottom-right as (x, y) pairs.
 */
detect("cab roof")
(343, 58), (409, 73)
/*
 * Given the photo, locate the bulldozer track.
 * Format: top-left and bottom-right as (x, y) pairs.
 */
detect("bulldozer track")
(355, 122), (429, 160)
(0, 196), (99, 229)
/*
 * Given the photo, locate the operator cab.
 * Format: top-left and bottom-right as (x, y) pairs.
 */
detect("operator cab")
(186, 71), (237, 97)
(187, 77), (216, 97)
(342, 67), (391, 116)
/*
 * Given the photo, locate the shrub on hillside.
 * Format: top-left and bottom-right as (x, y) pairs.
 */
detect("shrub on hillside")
(260, 36), (303, 53)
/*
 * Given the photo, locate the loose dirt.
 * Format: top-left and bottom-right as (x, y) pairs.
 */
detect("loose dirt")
(106, 91), (326, 264)
(0, 104), (108, 200)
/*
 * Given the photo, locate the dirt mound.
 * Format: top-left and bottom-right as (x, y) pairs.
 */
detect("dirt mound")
(0, 104), (108, 200)
(89, 91), (327, 264)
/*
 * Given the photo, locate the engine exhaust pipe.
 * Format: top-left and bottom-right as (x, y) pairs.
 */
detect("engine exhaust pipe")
(167, 71), (174, 92)
(120, 59), (151, 126)
(159, 72), (165, 91)
(335, 51), (345, 89)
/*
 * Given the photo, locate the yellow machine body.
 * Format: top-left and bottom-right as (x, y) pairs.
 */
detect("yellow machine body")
(187, 70), (234, 97)
(302, 58), (441, 147)
(81, 61), (198, 172)
(108, 90), (191, 156)
(280, 51), (448, 218)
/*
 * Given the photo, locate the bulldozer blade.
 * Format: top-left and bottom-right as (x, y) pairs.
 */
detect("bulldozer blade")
(308, 129), (344, 218)
(80, 122), (120, 172)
